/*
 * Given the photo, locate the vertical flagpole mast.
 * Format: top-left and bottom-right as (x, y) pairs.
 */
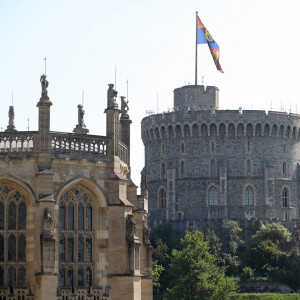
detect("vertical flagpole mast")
(195, 11), (198, 85)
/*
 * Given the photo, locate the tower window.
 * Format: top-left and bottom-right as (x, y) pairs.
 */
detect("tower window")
(159, 189), (166, 209)
(211, 142), (215, 152)
(244, 186), (254, 206)
(246, 160), (251, 176)
(181, 161), (185, 175)
(283, 162), (287, 176)
(181, 142), (185, 153)
(208, 186), (218, 206)
(282, 188), (289, 207)
(161, 144), (165, 156)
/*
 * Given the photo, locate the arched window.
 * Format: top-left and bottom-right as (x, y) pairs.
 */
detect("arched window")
(208, 187), (218, 206)
(181, 142), (185, 153)
(211, 141), (215, 152)
(161, 144), (165, 156)
(159, 189), (166, 209)
(283, 162), (287, 176)
(58, 186), (94, 291)
(0, 185), (27, 288)
(282, 188), (289, 207)
(181, 161), (185, 176)
(244, 186), (254, 206)
(246, 160), (251, 176)
(210, 160), (216, 175)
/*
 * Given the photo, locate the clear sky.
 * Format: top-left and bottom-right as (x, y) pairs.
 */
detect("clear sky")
(1, 0), (300, 186)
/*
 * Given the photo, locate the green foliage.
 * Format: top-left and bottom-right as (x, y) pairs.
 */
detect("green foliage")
(153, 239), (169, 265)
(227, 221), (244, 254)
(152, 260), (164, 289)
(249, 240), (285, 270)
(228, 294), (300, 299)
(152, 222), (181, 249)
(164, 230), (238, 300)
(252, 224), (292, 249)
(240, 267), (254, 283)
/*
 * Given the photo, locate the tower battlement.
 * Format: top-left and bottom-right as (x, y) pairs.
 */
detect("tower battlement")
(174, 85), (219, 110)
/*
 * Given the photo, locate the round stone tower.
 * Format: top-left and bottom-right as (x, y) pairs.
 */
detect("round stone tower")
(141, 85), (300, 231)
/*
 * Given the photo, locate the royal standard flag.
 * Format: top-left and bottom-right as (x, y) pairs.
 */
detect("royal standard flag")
(197, 16), (224, 73)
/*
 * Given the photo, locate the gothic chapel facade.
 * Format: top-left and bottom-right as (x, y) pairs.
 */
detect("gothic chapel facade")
(0, 75), (152, 300)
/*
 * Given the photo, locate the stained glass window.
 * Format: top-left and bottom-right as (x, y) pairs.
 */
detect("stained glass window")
(18, 234), (26, 262)
(68, 234), (74, 262)
(18, 202), (26, 230)
(86, 235), (92, 262)
(78, 234), (84, 262)
(59, 267), (65, 287)
(59, 234), (65, 262)
(17, 267), (26, 286)
(8, 235), (16, 262)
(78, 203), (84, 230)
(86, 204), (92, 230)
(0, 266), (3, 286)
(67, 267), (73, 287)
(78, 266), (84, 286)
(0, 185), (27, 288)
(59, 202), (65, 230)
(0, 235), (3, 261)
(0, 202), (3, 230)
(8, 202), (16, 230)
(68, 203), (74, 230)
(59, 186), (94, 291)
(8, 267), (16, 287)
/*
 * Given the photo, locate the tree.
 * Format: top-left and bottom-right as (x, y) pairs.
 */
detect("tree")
(153, 260), (164, 291)
(226, 221), (244, 254)
(165, 230), (238, 300)
(252, 223), (292, 249)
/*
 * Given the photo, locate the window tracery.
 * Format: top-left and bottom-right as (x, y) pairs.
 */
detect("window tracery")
(158, 188), (166, 209)
(208, 186), (218, 205)
(0, 184), (27, 288)
(58, 186), (94, 291)
(244, 186), (254, 206)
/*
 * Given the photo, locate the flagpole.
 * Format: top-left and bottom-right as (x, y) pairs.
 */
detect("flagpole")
(195, 11), (198, 85)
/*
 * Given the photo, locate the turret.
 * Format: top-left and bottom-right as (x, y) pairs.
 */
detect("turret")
(174, 85), (219, 110)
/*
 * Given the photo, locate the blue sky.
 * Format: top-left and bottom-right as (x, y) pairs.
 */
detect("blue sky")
(1, 0), (300, 185)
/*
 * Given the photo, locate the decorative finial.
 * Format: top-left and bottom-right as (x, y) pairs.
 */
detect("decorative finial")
(27, 117), (30, 131)
(201, 76), (204, 85)
(44, 56), (47, 75)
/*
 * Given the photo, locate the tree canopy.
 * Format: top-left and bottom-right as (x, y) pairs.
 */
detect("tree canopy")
(164, 230), (238, 300)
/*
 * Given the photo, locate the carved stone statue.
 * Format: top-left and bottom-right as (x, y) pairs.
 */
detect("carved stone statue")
(40, 75), (49, 100)
(77, 104), (85, 126)
(73, 104), (89, 134)
(126, 214), (138, 242)
(143, 215), (151, 245)
(6, 106), (16, 131)
(121, 96), (129, 117)
(107, 83), (118, 108)
(44, 208), (53, 221)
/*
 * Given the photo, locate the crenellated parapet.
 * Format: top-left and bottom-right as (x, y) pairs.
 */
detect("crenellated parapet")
(142, 110), (300, 142)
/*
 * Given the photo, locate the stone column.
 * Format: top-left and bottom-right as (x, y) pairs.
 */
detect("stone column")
(167, 169), (176, 220)
(264, 159), (275, 218)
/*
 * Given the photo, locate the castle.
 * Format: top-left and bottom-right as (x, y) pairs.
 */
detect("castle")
(141, 85), (300, 232)
(0, 75), (152, 300)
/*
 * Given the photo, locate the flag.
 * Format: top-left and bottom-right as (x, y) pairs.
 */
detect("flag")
(197, 16), (224, 73)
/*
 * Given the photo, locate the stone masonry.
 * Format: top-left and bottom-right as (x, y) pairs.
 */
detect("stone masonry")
(0, 77), (152, 300)
(141, 85), (300, 233)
